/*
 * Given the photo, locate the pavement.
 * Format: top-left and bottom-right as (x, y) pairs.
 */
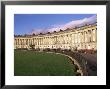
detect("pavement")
(80, 53), (97, 76)
(81, 53), (97, 64)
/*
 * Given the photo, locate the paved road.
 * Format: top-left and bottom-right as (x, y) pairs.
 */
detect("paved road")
(81, 53), (97, 65)
(80, 53), (97, 76)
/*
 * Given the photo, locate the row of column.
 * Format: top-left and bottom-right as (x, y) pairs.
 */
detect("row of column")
(72, 29), (97, 44)
(15, 28), (97, 46)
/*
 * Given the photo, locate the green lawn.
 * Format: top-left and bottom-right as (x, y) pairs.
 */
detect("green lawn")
(14, 50), (76, 76)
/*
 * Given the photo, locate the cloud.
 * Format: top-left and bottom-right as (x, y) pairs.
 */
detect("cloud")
(30, 15), (96, 34)
(63, 15), (96, 29)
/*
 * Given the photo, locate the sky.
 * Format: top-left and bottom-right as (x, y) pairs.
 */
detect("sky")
(14, 14), (97, 35)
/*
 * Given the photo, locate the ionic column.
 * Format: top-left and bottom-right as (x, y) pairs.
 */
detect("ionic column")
(76, 33), (78, 43)
(87, 31), (89, 42)
(78, 32), (80, 43)
(24, 39), (26, 45)
(32, 39), (33, 45)
(23, 39), (25, 45)
(16, 39), (17, 45)
(17, 39), (19, 45)
(36, 38), (37, 45)
(95, 29), (97, 42)
(82, 32), (84, 43)
(19, 39), (20, 45)
(91, 30), (93, 42)
(28, 39), (30, 45)
(20, 39), (22, 45)
(83, 32), (84, 43)
(72, 33), (74, 44)
(35, 38), (37, 45)
(22, 39), (23, 45)
(40, 38), (41, 45)
(85, 31), (87, 43)
(41, 38), (43, 45)
(86, 31), (88, 42)
(38, 38), (39, 45)
(27, 39), (29, 45)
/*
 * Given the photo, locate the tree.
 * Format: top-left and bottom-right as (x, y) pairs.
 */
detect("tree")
(24, 34), (28, 37)
(47, 32), (50, 34)
(66, 28), (70, 30)
(14, 34), (16, 37)
(32, 33), (35, 36)
(60, 29), (63, 31)
(39, 33), (43, 35)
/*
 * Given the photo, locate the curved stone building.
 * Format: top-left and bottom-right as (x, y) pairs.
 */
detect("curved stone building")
(14, 23), (97, 51)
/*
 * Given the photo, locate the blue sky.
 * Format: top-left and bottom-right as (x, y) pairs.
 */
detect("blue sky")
(14, 14), (96, 35)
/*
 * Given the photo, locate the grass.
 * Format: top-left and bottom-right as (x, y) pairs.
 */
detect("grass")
(14, 50), (76, 76)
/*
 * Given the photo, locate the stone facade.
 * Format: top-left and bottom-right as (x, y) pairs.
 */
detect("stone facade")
(14, 23), (97, 51)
